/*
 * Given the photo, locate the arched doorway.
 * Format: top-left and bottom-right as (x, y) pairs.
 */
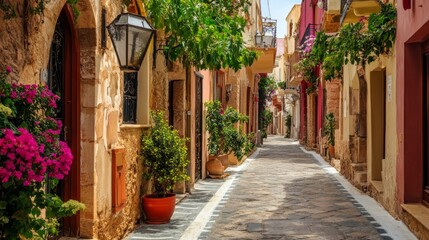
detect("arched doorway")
(48, 5), (81, 236)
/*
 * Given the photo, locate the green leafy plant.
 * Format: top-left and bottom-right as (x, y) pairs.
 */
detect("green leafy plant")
(205, 101), (249, 160)
(277, 81), (287, 90)
(143, 0), (258, 71)
(0, 66), (85, 239)
(324, 113), (336, 146)
(294, 2), (396, 89)
(141, 111), (189, 196)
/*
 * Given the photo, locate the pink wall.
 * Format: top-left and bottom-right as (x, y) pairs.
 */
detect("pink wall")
(299, 0), (323, 44)
(396, 0), (429, 205)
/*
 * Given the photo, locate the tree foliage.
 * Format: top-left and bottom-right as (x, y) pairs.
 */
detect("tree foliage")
(143, 0), (258, 71)
(294, 2), (396, 93)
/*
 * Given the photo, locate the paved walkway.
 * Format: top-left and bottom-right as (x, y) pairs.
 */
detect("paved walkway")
(126, 136), (416, 240)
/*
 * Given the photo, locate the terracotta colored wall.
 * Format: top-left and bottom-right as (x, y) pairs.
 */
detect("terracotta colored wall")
(396, 0), (429, 205)
(317, 76), (323, 136)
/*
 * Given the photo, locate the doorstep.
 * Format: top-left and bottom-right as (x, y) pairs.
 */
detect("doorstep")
(401, 203), (429, 239)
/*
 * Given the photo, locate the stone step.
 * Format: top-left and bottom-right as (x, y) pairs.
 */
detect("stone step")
(351, 163), (367, 172)
(331, 158), (341, 172)
(355, 171), (368, 184)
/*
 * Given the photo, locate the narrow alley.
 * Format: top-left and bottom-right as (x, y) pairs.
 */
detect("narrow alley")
(127, 136), (415, 240)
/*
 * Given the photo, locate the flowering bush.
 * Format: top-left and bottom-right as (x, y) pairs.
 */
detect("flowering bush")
(0, 66), (83, 239)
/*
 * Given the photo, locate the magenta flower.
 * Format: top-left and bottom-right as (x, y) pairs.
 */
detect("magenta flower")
(5, 66), (12, 73)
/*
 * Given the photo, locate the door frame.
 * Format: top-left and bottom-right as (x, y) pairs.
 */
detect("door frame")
(55, 5), (81, 235)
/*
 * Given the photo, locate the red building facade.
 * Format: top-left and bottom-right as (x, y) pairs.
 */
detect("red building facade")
(396, 0), (429, 238)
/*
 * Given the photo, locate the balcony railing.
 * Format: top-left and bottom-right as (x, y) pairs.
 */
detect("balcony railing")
(255, 17), (277, 48)
(300, 24), (321, 47)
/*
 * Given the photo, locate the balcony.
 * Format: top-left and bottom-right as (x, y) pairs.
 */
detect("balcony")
(255, 17), (277, 48)
(251, 17), (277, 73)
(322, 0), (341, 33)
(340, 0), (381, 25)
(300, 24), (321, 47)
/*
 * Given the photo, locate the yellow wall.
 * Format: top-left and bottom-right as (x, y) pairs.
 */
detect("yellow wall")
(365, 51), (397, 216)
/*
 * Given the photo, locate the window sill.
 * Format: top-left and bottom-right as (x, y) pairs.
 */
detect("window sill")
(120, 124), (151, 129)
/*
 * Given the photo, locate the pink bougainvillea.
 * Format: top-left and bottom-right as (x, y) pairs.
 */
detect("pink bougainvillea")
(0, 128), (73, 186)
(0, 66), (73, 187)
(302, 35), (316, 54)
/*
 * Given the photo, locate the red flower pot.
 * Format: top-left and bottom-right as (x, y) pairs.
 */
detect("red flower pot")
(142, 193), (176, 224)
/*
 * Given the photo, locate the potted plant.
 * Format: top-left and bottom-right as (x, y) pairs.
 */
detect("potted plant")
(324, 112), (336, 158)
(205, 101), (249, 176)
(141, 111), (189, 224)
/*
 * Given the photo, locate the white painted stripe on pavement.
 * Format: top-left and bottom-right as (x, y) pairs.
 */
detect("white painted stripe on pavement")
(179, 175), (237, 240)
(179, 148), (260, 240)
(301, 147), (417, 240)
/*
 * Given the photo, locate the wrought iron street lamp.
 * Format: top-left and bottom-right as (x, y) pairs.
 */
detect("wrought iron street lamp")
(107, 13), (156, 72)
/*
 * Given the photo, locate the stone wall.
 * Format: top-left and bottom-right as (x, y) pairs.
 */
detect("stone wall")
(0, 1), (164, 238)
(95, 128), (146, 239)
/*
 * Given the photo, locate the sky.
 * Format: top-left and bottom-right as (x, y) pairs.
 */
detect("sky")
(260, 0), (302, 38)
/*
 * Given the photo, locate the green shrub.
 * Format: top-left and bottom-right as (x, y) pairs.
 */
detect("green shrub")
(141, 111), (189, 196)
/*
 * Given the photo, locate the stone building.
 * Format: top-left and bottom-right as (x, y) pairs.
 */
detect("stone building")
(396, 0), (429, 238)
(294, 0), (399, 233)
(328, 0), (398, 221)
(0, 0), (208, 238)
(286, 4), (302, 140)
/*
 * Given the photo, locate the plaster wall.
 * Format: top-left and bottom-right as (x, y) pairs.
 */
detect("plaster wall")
(286, 5), (301, 54)
(396, 0), (429, 206)
(365, 53), (397, 217)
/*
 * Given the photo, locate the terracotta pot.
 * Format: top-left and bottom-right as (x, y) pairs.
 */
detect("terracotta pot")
(328, 145), (335, 158)
(228, 154), (239, 165)
(218, 154), (230, 169)
(206, 157), (225, 176)
(142, 193), (176, 224)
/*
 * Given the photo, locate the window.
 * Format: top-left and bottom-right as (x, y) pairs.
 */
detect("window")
(123, 72), (138, 124)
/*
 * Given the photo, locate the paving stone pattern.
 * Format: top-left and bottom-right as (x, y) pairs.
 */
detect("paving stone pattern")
(126, 179), (224, 240)
(127, 136), (390, 240)
(205, 136), (384, 240)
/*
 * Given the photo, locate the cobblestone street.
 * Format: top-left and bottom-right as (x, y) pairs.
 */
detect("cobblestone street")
(127, 136), (415, 240)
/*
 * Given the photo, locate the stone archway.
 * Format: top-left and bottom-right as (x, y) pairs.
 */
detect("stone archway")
(73, 0), (98, 237)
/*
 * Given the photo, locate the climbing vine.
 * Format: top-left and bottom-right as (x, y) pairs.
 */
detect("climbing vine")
(294, 2), (396, 94)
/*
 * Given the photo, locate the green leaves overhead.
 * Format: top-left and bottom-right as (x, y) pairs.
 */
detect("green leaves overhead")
(143, 0), (257, 71)
(294, 2), (396, 89)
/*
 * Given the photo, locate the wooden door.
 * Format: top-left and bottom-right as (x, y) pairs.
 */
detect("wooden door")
(48, 6), (80, 236)
(424, 53), (429, 207)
